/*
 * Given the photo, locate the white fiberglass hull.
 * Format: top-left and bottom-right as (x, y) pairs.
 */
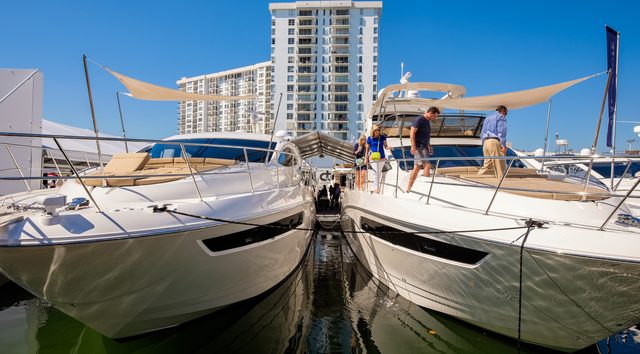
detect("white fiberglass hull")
(342, 190), (640, 352)
(0, 188), (315, 338)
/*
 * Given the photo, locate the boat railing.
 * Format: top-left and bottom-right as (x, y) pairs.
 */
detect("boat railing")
(362, 153), (640, 230)
(0, 132), (300, 209)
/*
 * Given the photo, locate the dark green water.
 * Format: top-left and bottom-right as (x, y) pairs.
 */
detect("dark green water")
(0, 232), (637, 353)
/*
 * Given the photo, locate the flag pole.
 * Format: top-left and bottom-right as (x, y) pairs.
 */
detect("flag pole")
(610, 30), (620, 188)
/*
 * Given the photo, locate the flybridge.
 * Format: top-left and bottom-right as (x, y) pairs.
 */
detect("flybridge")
(376, 113), (486, 139)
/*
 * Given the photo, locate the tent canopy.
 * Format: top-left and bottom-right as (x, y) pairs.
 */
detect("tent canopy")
(292, 132), (355, 163)
(105, 68), (254, 102)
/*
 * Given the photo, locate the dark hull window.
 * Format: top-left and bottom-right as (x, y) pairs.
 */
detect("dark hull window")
(359, 217), (488, 265)
(203, 212), (304, 252)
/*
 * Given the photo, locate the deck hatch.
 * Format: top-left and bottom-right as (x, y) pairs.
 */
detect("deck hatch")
(360, 217), (488, 265)
(203, 212), (304, 252)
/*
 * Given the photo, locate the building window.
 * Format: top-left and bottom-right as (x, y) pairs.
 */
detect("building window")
(374, 27), (378, 34)
(288, 38), (294, 44)
(287, 85), (294, 92)
(288, 28), (294, 35)
(288, 57), (294, 63)
(288, 19), (295, 26)
(287, 113), (293, 119)
(287, 93), (293, 101)
(272, 38), (275, 45)
(288, 47), (294, 54)
(287, 104), (293, 110)
(287, 66), (294, 73)
(373, 56), (378, 62)
(287, 75), (294, 82)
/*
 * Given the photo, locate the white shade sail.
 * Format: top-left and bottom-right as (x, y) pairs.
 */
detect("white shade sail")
(105, 68), (254, 101)
(432, 73), (601, 111)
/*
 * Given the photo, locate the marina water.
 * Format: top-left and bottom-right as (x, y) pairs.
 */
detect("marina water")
(0, 231), (637, 353)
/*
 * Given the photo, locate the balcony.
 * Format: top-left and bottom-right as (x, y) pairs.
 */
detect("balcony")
(297, 19), (316, 28)
(296, 113), (314, 122)
(329, 113), (348, 122)
(329, 74), (350, 83)
(296, 103), (315, 112)
(331, 19), (350, 27)
(297, 38), (317, 47)
(298, 10), (314, 18)
(297, 29), (314, 37)
(327, 103), (348, 112)
(296, 123), (314, 131)
(297, 67), (316, 74)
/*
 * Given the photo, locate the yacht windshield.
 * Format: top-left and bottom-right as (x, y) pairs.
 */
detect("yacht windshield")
(378, 113), (484, 139)
(149, 138), (275, 162)
(390, 145), (526, 171)
(591, 161), (640, 178)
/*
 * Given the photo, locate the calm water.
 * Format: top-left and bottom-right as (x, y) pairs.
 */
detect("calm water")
(0, 232), (637, 354)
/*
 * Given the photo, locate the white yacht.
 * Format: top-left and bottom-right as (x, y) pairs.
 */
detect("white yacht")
(341, 81), (640, 352)
(0, 131), (315, 338)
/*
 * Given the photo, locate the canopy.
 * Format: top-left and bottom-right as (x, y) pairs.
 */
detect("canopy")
(370, 82), (467, 118)
(292, 131), (355, 162)
(105, 68), (254, 101)
(432, 73), (600, 111)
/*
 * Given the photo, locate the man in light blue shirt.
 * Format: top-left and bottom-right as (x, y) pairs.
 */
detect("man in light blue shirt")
(478, 105), (508, 177)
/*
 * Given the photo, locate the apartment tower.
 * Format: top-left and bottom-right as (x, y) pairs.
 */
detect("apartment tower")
(177, 62), (272, 134)
(269, 1), (382, 140)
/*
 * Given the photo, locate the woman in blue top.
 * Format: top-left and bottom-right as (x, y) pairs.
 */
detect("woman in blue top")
(354, 135), (368, 191)
(366, 124), (389, 193)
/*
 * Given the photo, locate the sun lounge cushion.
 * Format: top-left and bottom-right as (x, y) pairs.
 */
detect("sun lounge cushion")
(103, 153), (150, 174)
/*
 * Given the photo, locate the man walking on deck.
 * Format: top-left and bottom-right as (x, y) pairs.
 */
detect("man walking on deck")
(478, 105), (508, 177)
(406, 106), (439, 193)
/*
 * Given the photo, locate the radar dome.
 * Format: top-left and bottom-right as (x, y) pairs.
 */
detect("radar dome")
(534, 148), (544, 156)
(580, 148), (592, 156)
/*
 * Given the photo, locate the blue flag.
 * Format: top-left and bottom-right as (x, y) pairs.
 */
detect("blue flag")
(606, 26), (619, 148)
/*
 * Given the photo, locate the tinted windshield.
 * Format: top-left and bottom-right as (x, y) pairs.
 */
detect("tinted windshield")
(378, 114), (484, 139)
(390, 145), (526, 171)
(149, 138), (275, 162)
(591, 161), (640, 178)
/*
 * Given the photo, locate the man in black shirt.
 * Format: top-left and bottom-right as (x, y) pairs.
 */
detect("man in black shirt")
(406, 106), (439, 193)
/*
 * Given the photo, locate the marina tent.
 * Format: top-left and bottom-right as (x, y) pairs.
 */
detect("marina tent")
(42, 119), (148, 167)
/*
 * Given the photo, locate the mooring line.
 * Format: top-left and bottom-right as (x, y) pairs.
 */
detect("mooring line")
(152, 206), (533, 236)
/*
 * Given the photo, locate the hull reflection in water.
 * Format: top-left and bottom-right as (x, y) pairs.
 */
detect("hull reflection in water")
(0, 232), (637, 353)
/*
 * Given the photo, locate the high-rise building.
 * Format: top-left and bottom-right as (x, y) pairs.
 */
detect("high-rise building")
(177, 61), (272, 134)
(269, 1), (382, 140)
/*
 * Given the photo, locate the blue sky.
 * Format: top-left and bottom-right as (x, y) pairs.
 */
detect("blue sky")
(2, 0), (639, 152)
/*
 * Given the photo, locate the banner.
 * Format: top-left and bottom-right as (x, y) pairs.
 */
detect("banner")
(606, 25), (619, 148)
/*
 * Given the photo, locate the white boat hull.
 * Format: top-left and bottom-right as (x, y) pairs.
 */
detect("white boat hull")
(342, 190), (640, 352)
(0, 203), (314, 338)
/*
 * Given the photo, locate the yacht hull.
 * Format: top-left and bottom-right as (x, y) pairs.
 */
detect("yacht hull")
(342, 192), (640, 352)
(0, 206), (314, 338)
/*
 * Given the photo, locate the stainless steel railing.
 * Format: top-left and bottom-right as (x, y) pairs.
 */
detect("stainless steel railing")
(350, 152), (640, 230)
(0, 132), (302, 211)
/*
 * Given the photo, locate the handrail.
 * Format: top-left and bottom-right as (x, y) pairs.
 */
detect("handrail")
(53, 137), (101, 212)
(600, 177), (640, 230)
(4, 144), (31, 192)
(179, 143), (203, 202)
(485, 159), (515, 215)
(426, 160), (440, 204)
(613, 159), (633, 191)
(244, 148), (255, 194)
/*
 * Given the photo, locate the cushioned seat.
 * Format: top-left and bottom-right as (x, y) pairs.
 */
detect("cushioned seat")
(457, 175), (610, 201)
